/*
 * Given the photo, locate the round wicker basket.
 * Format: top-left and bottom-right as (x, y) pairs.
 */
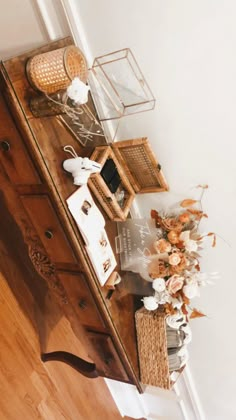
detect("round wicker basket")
(26, 45), (88, 94)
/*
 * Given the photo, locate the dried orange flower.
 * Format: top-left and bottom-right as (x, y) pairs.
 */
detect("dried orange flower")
(169, 254), (187, 275)
(178, 212), (191, 224)
(169, 252), (181, 266)
(167, 230), (179, 244)
(148, 259), (170, 279)
(153, 238), (171, 254)
(161, 217), (183, 232)
(180, 199), (198, 208)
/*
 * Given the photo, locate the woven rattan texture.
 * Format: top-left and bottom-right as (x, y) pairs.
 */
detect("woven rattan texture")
(89, 146), (135, 220)
(27, 46), (88, 94)
(89, 175), (124, 220)
(135, 308), (171, 389)
(119, 145), (161, 188)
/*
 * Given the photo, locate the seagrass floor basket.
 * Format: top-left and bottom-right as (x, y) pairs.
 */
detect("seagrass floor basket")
(135, 307), (171, 389)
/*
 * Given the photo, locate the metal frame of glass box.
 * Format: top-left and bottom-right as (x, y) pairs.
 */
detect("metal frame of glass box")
(89, 48), (156, 121)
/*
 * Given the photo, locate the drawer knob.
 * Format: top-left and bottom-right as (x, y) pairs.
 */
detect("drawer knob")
(0, 140), (10, 152)
(78, 299), (87, 309)
(104, 355), (113, 365)
(45, 230), (54, 239)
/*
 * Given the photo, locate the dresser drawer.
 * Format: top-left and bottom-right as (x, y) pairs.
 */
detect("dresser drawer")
(20, 195), (77, 265)
(87, 332), (129, 382)
(57, 272), (105, 330)
(0, 93), (41, 185)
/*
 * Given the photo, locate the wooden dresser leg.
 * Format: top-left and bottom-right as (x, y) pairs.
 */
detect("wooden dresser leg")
(41, 351), (99, 378)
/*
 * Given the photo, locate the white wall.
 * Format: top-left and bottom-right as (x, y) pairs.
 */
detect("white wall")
(68, 1), (236, 419)
(0, 0), (70, 59)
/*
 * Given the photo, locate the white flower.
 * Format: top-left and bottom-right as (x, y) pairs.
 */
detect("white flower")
(153, 238), (172, 253)
(170, 296), (183, 310)
(67, 77), (90, 104)
(166, 312), (185, 329)
(152, 278), (166, 292)
(180, 230), (198, 253)
(166, 275), (184, 294)
(181, 324), (192, 345)
(190, 272), (207, 286)
(185, 239), (198, 253)
(178, 346), (189, 367)
(169, 253), (181, 266)
(183, 283), (200, 299)
(177, 345), (188, 357)
(179, 230), (190, 242)
(155, 290), (170, 304)
(180, 323), (191, 334)
(142, 296), (158, 311)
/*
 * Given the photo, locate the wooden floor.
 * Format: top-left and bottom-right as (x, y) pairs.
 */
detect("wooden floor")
(0, 228), (138, 419)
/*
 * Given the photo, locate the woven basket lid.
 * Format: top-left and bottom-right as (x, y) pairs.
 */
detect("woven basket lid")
(112, 138), (169, 194)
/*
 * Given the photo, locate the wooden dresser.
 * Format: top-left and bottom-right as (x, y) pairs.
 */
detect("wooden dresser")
(0, 38), (149, 393)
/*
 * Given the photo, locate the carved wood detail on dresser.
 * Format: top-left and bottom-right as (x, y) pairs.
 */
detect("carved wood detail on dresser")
(0, 38), (143, 393)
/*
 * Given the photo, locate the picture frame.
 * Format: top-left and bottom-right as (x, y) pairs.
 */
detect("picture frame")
(67, 185), (117, 285)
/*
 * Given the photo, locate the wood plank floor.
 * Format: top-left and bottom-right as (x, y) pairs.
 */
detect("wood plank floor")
(0, 229), (139, 419)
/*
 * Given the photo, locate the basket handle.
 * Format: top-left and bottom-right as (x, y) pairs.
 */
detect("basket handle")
(63, 145), (78, 158)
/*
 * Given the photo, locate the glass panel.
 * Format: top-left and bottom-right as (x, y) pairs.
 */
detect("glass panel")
(90, 48), (155, 121)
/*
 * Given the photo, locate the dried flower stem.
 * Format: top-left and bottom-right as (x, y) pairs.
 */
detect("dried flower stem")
(196, 185), (231, 247)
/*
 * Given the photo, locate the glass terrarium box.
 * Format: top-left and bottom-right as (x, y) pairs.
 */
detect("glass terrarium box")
(89, 48), (156, 121)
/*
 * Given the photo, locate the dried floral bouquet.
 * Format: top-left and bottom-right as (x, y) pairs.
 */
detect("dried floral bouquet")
(139, 186), (218, 369)
(142, 186), (217, 325)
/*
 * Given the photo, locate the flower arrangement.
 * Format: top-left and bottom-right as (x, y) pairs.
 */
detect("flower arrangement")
(142, 187), (217, 326)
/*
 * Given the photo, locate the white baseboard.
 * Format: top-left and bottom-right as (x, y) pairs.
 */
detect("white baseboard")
(176, 366), (206, 420)
(104, 379), (149, 419)
(35, 2), (205, 419)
